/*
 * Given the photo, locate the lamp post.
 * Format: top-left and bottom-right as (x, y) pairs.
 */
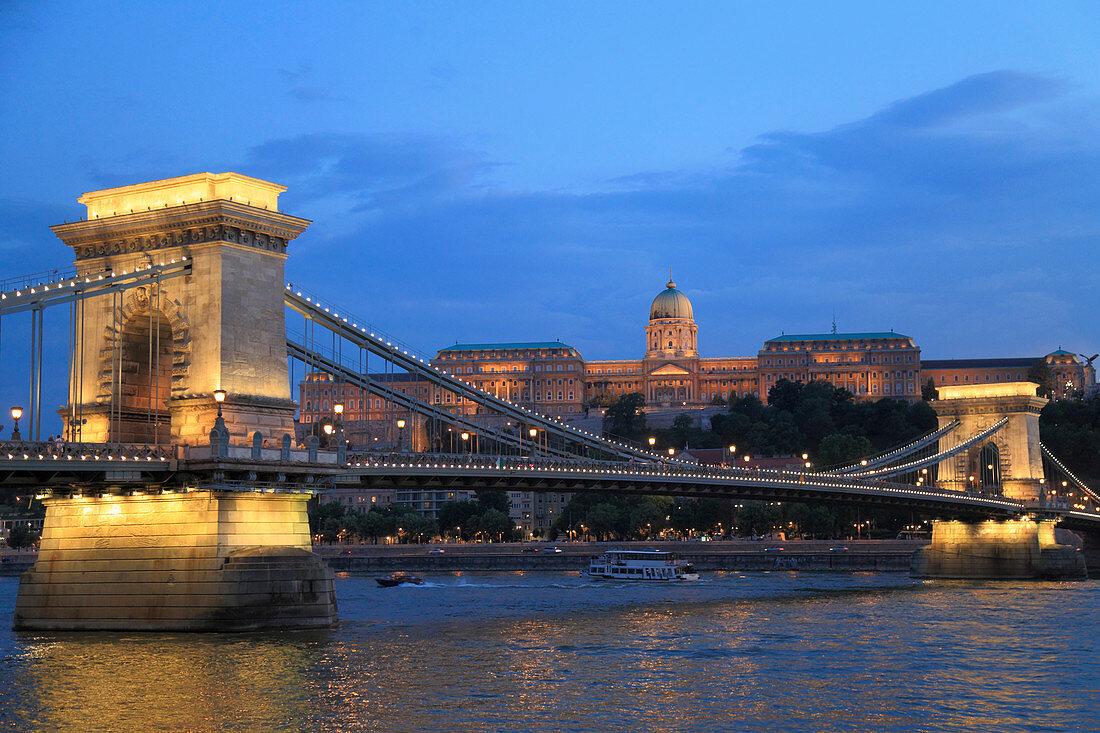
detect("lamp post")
(10, 407), (23, 441)
(461, 431), (470, 455)
(211, 390), (229, 455)
(727, 444), (736, 466)
(649, 436), (656, 450)
(397, 418), (406, 452)
(529, 427), (538, 460)
(334, 402), (344, 450)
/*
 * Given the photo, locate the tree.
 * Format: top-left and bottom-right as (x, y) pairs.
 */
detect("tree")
(768, 379), (803, 413)
(474, 508), (514, 542)
(358, 510), (389, 544)
(475, 490), (511, 514)
(6, 522), (38, 549)
(321, 517), (342, 544)
(736, 501), (782, 536)
(309, 500), (346, 535)
(1028, 359), (1056, 398)
(604, 393), (647, 440)
(817, 433), (873, 469)
(588, 503), (624, 540)
(438, 500), (481, 539)
(922, 378), (939, 402)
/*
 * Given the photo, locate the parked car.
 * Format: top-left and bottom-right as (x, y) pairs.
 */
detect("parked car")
(428, 548), (445, 554)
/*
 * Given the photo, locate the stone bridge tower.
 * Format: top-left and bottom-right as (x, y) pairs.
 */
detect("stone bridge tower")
(51, 172), (310, 446)
(932, 382), (1047, 501)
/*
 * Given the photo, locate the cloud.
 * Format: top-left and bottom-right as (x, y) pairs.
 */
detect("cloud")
(244, 132), (496, 207)
(272, 71), (1097, 360)
(278, 65), (347, 104)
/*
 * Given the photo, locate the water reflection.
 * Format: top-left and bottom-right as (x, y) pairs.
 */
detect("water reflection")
(2, 574), (1099, 732)
(11, 630), (330, 731)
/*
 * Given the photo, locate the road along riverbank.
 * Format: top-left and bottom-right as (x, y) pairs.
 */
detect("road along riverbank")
(314, 540), (928, 573)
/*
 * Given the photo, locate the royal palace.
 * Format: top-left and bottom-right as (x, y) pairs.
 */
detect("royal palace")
(300, 278), (1094, 447)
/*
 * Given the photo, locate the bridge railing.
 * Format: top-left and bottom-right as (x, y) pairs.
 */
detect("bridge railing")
(0, 440), (174, 464)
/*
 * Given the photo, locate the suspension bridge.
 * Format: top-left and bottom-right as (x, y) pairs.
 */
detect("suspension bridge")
(4, 172), (1097, 631)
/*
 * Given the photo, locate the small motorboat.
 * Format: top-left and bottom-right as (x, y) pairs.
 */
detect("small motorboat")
(376, 573), (424, 588)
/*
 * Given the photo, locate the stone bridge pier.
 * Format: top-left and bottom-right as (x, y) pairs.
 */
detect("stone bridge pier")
(911, 383), (1086, 579)
(15, 173), (337, 631)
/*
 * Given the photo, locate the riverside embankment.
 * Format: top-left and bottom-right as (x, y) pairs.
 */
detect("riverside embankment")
(314, 540), (929, 573)
(0, 540), (929, 577)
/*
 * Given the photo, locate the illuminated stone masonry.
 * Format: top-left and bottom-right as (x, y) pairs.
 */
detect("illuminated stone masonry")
(51, 173), (311, 447)
(932, 383), (1047, 502)
(911, 519), (1086, 580)
(14, 490), (337, 631)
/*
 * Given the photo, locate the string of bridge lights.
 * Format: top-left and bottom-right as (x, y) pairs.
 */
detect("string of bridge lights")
(345, 456), (1052, 514)
(846, 418), (1009, 480)
(286, 283), (678, 463)
(0, 257), (189, 302)
(1040, 441), (1099, 504)
(830, 419), (961, 474)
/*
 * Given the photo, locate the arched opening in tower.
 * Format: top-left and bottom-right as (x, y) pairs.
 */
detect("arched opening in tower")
(974, 442), (1001, 494)
(113, 311), (173, 444)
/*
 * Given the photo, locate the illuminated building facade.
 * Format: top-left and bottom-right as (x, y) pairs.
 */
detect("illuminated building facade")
(922, 350), (1093, 400)
(298, 280), (1096, 441)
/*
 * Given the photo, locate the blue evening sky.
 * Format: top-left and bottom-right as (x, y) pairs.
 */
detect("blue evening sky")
(1, 2), (1098, 425)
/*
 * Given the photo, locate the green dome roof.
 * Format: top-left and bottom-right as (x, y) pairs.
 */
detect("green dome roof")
(650, 280), (693, 320)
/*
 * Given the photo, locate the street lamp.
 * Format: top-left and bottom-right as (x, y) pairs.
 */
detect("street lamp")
(397, 418), (406, 451)
(213, 389), (226, 418)
(668, 447), (675, 457)
(461, 431), (471, 455)
(649, 436), (656, 449)
(10, 407), (23, 441)
(529, 427), (538, 459)
(334, 402), (344, 450)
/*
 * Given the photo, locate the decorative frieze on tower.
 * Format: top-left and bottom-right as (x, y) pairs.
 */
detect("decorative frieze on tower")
(50, 172), (311, 446)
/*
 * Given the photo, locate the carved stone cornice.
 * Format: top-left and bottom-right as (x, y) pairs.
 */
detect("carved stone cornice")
(50, 201), (311, 261)
(932, 394), (1047, 418)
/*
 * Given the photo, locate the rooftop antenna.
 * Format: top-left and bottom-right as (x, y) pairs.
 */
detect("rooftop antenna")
(831, 310), (837, 335)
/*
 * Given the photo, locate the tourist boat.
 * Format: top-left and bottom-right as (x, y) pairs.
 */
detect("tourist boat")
(376, 572), (424, 588)
(583, 549), (699, 581)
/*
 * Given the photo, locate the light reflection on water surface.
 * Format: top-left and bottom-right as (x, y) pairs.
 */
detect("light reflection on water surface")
(1, 572), (1097, 732)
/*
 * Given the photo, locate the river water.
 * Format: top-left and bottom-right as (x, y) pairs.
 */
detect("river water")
(1, 572), (1097, 732)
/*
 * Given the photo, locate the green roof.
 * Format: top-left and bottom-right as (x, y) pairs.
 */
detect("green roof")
(1047, 349), (1074, 356)
(766, 331), (910, 343)
(440, 340), (575, 352)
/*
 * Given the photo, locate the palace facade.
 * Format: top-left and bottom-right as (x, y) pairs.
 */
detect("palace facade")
(299, 278), (1095, 438)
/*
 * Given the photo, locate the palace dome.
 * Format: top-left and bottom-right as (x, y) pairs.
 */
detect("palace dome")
(650, 280), (693, 320)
